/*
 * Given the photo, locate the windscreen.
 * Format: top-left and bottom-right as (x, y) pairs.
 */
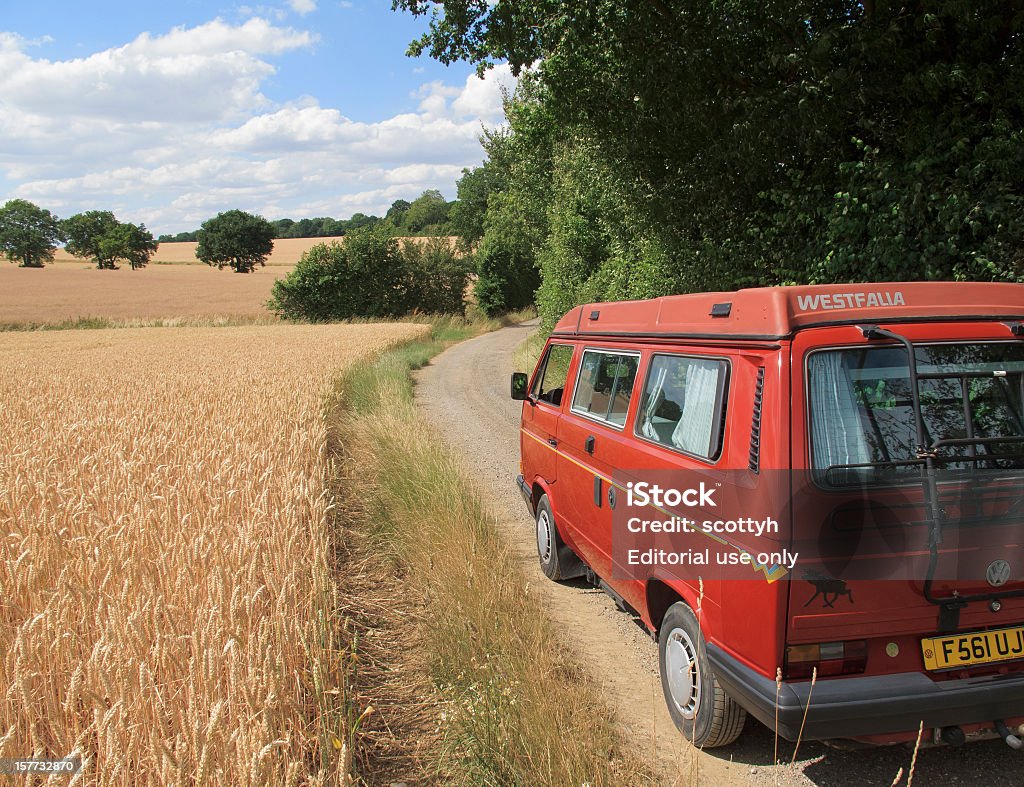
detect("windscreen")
(808, 342), (1024, 485)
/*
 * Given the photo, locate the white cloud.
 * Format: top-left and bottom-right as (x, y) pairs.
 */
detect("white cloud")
(452, 63), (515, 118)
(288, 0), (318, 14)
(0, 22), (516, 233)
(0, 20), (315, 124)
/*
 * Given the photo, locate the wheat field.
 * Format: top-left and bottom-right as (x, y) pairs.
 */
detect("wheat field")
(50, 237), (458, 267)
(50, 238), (320, 266)
(0, 323), (428, 785)
(0, 264), (292, 325)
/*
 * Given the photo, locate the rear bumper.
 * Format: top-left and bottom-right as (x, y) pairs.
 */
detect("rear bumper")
(709, 643), (1024, 741)
(516, 474), (535, 516)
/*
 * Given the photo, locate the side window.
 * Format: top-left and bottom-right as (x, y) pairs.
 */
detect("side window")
(571, 350), (640, 427)
(531, 344), (574, 406)
(636, 354), (729, 460)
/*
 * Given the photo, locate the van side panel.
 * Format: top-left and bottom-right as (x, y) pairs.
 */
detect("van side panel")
(715, 348), (791, 677)
(551, 340), (792, 680)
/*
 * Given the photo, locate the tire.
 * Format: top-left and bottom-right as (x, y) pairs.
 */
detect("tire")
(658, 601), (746, 747)
(535, 494), (583, 581)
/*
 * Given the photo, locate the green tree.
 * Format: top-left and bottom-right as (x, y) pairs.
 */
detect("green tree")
(64, 211), (159, 270)
(469, 87), (555, 317)
(397, 0), (1024, 326)
(385, 199), (411, 228)
(403, 189), (452, 234)
(99, 222), (158, 270)
(345, 212), (377, 231)
(0, 199), (62, 268)
(402, 237), (471, 313)
(196, 210), (275, 273)
(158, 231), (198, 242)
(450, 163), (502, 248)
(271, 218), (295, 238)
(474, 193), (541, 316)
(319, 217), (344, 237)
(63, 211), (122, 269)
(268, 224), (407, 320)
(268, 226), (471, 320)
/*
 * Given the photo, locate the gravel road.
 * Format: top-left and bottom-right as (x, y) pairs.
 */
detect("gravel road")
(414, 320), (1024, 786)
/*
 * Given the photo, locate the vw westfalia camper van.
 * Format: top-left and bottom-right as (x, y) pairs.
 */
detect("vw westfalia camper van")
(512, 282), (1024, 748)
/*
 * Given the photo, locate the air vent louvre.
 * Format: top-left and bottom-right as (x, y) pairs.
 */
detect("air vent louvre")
(748, 366), (765, 473)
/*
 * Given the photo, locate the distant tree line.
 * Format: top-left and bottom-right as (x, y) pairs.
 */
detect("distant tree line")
(159, 213), (380, 243)
(157, 189), (457, 242)
(397, 0), (1024, 327)
(1, 195), (472, 318)
(0, 187), (460, 279)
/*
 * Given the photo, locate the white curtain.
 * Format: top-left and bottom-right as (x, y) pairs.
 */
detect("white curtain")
(640, 365), (668, 440)
(808, 352), (871, 474)
(672, 360), (721, 456)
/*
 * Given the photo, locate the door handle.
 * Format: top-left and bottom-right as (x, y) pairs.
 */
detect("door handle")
(585, 435), (595, 454)
(548, 437), (558, 447)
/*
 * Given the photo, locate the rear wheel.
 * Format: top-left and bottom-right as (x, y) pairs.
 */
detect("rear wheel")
(535, 494), (582, 580)
(659, 601), (746, 747)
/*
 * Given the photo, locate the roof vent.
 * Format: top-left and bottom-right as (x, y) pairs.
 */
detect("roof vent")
(710, 302), (732, 318)
(589, 310), (600, 321)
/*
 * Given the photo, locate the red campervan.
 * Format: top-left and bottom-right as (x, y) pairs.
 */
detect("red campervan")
(511, 282), (1024, 748)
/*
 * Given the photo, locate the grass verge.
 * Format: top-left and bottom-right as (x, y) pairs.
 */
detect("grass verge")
(0, 309), (532, 334)
(326, 314), (649, 785)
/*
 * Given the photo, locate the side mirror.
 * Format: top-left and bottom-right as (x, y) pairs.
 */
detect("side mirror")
(510, 372), (529, 400)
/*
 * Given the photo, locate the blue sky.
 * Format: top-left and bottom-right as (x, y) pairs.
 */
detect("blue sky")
(0, 1), (514, 234)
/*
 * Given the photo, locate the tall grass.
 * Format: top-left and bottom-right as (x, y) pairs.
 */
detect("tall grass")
(0, 323), (426, 785)
(329, 321), (650, 785)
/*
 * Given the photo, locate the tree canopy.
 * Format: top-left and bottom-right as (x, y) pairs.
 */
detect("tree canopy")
(196, 210), (275, 273)
(0, 199), (62, 268)
(402, 189), (452, 233)
(397, 0), (1024, 326)
(267, 225), (469, 320)
(63, 211), (157, 270)
(100, 221), (159, 270)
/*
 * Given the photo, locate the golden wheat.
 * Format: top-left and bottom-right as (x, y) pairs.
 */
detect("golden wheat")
(0, 323), (427, 785)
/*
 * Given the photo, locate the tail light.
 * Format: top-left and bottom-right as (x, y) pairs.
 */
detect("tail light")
(785, 639), (867, 679)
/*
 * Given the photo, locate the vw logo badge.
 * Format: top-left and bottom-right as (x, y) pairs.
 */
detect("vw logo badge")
(986, 559), (1011, 588)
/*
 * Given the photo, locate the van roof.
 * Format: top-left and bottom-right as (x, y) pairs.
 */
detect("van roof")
(551, 282), (1024, 341)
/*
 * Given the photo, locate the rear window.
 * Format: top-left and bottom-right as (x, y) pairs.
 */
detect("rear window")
(808, 342), (1024, 485)
(635, 354), (729, 460)
(571, 349), (640, 427)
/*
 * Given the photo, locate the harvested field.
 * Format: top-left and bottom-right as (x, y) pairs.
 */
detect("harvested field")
(51, 238), (320, 266)
(8, 237), (460, 327)
(0, 322), (428, 785)
(51, 237), (458, 267)
(0, 264), (293, 325)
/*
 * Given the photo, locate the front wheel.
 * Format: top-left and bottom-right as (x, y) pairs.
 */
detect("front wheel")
(659, 602), (746, 747)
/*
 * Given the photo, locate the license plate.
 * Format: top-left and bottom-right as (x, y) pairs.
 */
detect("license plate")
(921, 625), (1024, 670)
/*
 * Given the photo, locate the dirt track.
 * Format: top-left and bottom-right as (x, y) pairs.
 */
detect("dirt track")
(414, 321), (1024, 786)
